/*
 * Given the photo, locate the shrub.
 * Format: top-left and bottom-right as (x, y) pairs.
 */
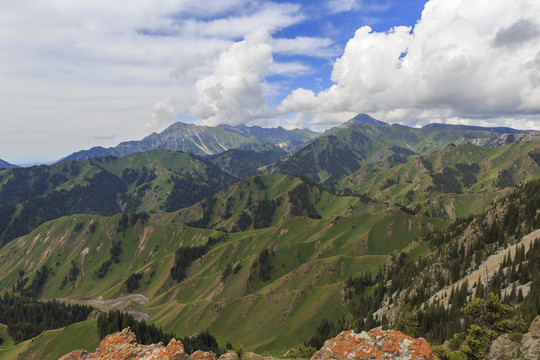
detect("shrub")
(508, 331), (523, 342)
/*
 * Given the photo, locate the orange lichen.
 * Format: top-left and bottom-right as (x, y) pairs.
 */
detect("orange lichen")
(310, 329), (438, 360)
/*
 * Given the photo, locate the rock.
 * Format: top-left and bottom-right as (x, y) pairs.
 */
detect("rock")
(488, 335), (521, 359)
(489, 315), (540, 360)
(191, 350), (217, 360)
(58, 327), (214, 360)
(217, 350), (237, 360)
(243, 351), (264, 360)
(310, 329), (438, 360)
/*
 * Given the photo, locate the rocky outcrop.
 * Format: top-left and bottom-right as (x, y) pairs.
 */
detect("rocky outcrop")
(489, 315), (540, 360)
(310, 329), (438, 360)
(59, 327), (216, 360)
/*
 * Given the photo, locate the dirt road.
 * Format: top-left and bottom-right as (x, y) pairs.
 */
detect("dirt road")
(57, 294), (150, 321)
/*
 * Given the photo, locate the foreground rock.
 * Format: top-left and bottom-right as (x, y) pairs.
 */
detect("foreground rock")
(59, 327), (216, 360)
(489, 315), (540, 360)
(311, 329), (438, 360)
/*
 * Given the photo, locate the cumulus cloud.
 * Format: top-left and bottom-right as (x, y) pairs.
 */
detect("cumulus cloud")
(279, 0), (540, 129)
(191, 27), (275, 126)
(0, 0), (311, 162)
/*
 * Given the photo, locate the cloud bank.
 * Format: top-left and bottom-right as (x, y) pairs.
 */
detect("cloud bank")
(277, 0), (540, 129)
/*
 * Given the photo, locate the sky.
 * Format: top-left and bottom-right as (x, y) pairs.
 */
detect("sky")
(1, 0), (540, 164)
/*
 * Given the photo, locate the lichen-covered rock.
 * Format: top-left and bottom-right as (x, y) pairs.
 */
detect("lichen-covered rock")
(58, 327), (211, 360)
(310, 329), (438, 360)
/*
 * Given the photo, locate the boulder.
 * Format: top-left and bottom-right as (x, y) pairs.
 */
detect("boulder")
(310, 329), (438, 360)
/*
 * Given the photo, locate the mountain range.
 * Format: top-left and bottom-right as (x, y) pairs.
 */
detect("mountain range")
(63, 122), (319, 161)
(0, 114), (539, 360)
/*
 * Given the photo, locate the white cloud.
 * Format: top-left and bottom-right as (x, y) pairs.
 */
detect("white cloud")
(326, 0), (362, 14)
(271, 36), (340, 58)
(0, 0), (307, 163)
(192, 27), (275, 126)
(279, 0), (540, 129)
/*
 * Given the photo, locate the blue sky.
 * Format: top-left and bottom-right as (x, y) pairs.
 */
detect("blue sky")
(1, 0), (539, 164)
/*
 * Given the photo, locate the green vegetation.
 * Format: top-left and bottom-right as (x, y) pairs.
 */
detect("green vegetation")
(0, 150), (237, 247)
(0, 124), (538, 357)
(284, 345), (317, 358)
(337, 141), (540, 219)
(0, 294), (93, 343)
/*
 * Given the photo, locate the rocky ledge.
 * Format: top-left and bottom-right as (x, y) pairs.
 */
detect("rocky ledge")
(311, 328), (438, 360)
(59, 327), (216, 360)
(59, 327), (438, 360)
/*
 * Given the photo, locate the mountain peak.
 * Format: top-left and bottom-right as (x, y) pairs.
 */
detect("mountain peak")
(345, 114), (387, 127)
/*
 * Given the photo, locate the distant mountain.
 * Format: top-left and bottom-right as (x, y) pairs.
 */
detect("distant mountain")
(63, 122), (319, 162)
(0, 149), (237, 247)
(218, 124), (320, 151)
(266, 114), (537, 185)
(337, 139), (540, 220)
(0, 159), (19, 169)
(340, 113), (387, 127)
(205, 143), (287, 179)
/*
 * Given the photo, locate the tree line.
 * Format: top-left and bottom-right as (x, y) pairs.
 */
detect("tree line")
(0, 293), (93, 343)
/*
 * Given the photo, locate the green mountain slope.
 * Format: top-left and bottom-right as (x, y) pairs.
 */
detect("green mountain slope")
(206, 143), (287, 179)
(218, 124), (320, 152)
(0, 174), (444, 354)
(0, 150), (237, 247)
(0, 320), (99, 360)
(173, 174), (384, 232)
(337, 140), (540, 219)
(267, 116), (534, 185)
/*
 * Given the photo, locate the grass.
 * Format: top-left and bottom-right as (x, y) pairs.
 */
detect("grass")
(0, 320), (99, 360)
(0, 174), (455, 355)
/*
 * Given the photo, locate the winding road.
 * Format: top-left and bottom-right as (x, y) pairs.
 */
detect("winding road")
(57, 294), (150, 321)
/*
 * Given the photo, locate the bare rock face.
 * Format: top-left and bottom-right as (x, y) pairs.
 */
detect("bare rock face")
(489, 315), (540, 360)
(58, 327), (214, 360)
(310, 329), (438, 360)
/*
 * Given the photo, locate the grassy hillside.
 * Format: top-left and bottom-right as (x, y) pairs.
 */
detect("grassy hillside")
(0, 149), (237, 247)
(0, 320), (99, 360)
(0, 174), (445, 354)
(267, 122), (531, 185)
(206, 143), (287, 179)
(337, 141), (540, 219)
(173, 174), (384, 232)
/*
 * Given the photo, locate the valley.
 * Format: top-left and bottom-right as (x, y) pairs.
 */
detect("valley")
(0, 116), (539, 359)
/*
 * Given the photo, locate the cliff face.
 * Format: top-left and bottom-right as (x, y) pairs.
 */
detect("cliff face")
(311, 329), (438, 360)
(58, 327), (216, 360)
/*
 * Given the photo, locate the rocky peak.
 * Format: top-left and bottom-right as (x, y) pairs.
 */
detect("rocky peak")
(310, 329), (438, 360)
(58, 327), (217, 360)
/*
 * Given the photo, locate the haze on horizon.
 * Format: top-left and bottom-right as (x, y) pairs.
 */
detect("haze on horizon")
(1, 0), (539, 164)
